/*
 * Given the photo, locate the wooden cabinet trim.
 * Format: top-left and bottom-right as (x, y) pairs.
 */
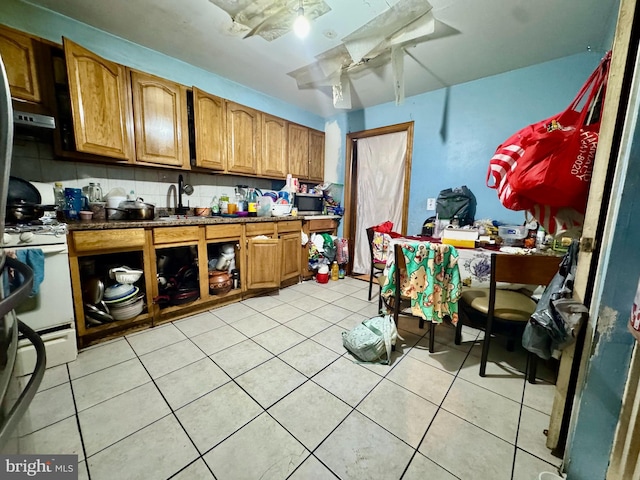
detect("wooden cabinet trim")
(72, 228), (146, 252)
(205, 224), (242, 239)
(153, 226), (200, 244)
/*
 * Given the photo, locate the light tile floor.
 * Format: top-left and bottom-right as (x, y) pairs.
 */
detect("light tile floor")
(17, 277), (563, 480)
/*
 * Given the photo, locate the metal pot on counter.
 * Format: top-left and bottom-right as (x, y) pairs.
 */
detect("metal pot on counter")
(106, 198), (156, 220)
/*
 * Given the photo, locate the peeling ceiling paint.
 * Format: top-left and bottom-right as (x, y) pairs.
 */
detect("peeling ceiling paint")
(209, 0), (331, 41)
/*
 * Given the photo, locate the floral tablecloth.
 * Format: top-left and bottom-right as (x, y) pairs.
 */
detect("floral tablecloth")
(380, 241), (462, 324)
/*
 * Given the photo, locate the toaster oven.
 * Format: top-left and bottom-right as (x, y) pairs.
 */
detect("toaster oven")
(294, 193), (323, 215)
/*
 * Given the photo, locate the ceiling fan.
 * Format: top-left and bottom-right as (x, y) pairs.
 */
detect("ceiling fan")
(288, 0), (458, 108)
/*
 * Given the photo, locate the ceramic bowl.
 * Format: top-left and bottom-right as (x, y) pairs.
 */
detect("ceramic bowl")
(104, 284), (138, 303)
(109, 296), (144, 320)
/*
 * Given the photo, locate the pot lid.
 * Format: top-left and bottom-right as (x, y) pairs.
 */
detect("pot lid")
(119, 198), (153, 209)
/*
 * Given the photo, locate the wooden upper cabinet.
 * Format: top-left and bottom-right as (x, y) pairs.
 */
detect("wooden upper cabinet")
(193, 87), (226, 171)
(131, 70), (189, 168)
(63, 38), (134, 161)
(288, 123), (309, 179)
(260, 114), (287, 178)
(308, 129), (325, 182)
(226, 101), (260, 175)
(0, 25), (41, 103)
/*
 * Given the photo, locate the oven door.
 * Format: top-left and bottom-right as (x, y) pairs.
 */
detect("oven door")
(0, 256), (45, 452)
(12, 243), (73, 332)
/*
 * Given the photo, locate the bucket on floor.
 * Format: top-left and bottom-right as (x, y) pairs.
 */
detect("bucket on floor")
(539, 472), (563, 480)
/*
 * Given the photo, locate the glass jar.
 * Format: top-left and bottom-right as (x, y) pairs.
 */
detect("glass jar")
(88, 182), (103, 203)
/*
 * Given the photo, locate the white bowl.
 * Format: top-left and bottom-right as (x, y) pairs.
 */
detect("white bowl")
(271, 204), (292, 216)
(109, 296), (144, 320)
(103, 284), (137, 302)
(109, 266), (143, 284)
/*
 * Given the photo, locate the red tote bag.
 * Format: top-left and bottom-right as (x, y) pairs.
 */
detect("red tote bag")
(487, 52), (611, 217)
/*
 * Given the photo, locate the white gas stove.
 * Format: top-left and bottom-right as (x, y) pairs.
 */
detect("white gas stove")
(1, 219), (76, 375)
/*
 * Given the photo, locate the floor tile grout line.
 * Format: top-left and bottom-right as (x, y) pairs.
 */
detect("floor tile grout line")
(64, 362), (92, 480)
(511, 360), (530, 479)
(397, 331), (475, 480)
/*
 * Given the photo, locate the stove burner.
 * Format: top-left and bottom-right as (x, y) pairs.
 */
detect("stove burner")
(7, 219), (44, 227)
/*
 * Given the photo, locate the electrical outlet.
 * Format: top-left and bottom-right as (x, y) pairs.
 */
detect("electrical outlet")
(427, 197), (436, 210)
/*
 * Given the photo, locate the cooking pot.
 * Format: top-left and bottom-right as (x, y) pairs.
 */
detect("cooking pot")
(6, 200), (56, 224)
(209, 270), (232, 295)
(106, 198), (156, 221)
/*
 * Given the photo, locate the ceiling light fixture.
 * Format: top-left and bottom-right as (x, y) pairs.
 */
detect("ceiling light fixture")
(293, 0), (310, 39)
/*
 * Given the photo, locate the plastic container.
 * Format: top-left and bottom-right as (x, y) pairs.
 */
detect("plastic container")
(498, 225), (527, 246)
(331, 261), (339, 281)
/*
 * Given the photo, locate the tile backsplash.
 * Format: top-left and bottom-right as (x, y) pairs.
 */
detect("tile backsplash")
(11, 135), (278, 209)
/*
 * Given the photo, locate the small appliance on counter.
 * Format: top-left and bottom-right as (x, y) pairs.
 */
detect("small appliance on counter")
(294, 192), (323, 215)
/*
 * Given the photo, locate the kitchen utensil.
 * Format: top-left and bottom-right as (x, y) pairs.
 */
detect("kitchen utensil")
(195, 207), (211, 216)
(271, 204), (292, 216)
(87, 182), (103, 202)
(106, 198), (156, 220)
(64, 187), (89, 220)
(209, 270), (232, 295)
(85, 303), (115, 323)
(109, 266), (143, 284)
(104, 286), (140, 304)
(109, 296), (145, 320)
(106, 196), (127, 219)
(7, 176), (41, 204)
(103, 283), (137, 301)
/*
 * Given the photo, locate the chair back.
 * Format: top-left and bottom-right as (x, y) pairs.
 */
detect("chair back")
(366, 227), (375, 261)
(490, 253), (560, 286)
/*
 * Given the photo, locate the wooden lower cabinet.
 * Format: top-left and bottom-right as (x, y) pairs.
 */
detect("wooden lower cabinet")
(68, 229), (155, 349)
(301, 218), (340, 280)
(69, 220), (305, 348)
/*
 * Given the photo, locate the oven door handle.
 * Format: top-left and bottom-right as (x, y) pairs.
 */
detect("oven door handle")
(38, 244), (68, 255)
(0, 320), (46, 447)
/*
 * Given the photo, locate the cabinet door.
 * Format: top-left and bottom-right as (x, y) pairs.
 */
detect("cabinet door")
(0, 25), (41, 103)
(131, 70), (189, 168)
(226, 101), (260, 175)
(308, 129), (325, 182)
(280, 232), (301, 283)
(288, 123), (309, 179)
(260, 114), (287, 178)
(64, 38), (134, 161)
(246, 237), (280, 289)
(193, 87), (226, 171)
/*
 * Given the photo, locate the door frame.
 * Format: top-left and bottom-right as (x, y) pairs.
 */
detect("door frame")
(343, 121), (414, 275)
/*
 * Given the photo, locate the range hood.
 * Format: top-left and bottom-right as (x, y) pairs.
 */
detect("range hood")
(13, 111), (55, 129)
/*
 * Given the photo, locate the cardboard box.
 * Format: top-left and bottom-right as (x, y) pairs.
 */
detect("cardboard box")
(442, 228), (479, 241)
(442, 237), (476, 248)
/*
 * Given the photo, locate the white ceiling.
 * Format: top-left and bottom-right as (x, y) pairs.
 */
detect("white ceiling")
(25, 0), (619, 117)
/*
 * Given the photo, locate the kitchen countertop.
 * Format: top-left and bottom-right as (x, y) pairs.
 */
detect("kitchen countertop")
(66, 214), (341, 231)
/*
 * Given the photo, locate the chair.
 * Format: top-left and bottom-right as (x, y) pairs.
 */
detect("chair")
(366, 227), (387, 301)
(455, 253), (560, 380)
(380, 243), (453, 353)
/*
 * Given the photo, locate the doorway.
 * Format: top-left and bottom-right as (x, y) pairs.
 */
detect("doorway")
(343, 122), (414, 277)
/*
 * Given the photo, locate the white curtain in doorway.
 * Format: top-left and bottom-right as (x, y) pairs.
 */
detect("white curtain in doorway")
(353, 131), (407, 275)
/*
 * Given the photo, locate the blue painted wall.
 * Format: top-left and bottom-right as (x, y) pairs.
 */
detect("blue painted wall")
(0, 0), (325, 131)
(343, 52), (605, 235)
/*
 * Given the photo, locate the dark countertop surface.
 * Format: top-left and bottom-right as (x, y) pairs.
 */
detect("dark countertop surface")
(66, 214), (341, 231)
